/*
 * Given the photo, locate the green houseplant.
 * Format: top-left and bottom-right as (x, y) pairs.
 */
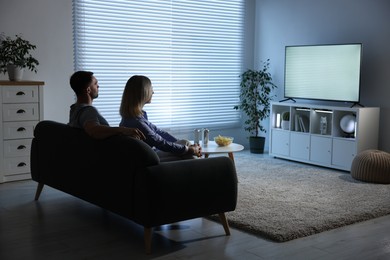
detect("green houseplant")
(0, 33), (39, 81)
(234, 59), (277, 153)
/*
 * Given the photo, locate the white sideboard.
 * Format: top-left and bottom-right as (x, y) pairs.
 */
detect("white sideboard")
(0, 81), (44, 183)
(269, 102), (380, 171)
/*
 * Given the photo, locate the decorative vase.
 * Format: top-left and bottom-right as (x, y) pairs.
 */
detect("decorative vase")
(249, 136), (265, 154)
(7, 64), (24, 81)
(340, 114), (356, 134)
(281, 120), (290, 130)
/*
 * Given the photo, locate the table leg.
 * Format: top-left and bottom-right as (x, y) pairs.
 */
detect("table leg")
(228, 152), (235, 163)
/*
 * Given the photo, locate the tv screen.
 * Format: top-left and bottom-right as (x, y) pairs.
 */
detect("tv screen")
(284, 43), (362, 103)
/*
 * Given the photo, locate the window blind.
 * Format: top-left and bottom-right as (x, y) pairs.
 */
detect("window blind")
(73, 0), (244, 130)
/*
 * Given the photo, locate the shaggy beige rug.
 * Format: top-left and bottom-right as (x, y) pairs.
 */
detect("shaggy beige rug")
(209, 151), (390, 242)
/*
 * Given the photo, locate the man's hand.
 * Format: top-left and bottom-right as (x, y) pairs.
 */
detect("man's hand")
(83, 121), (145, 140)
(123, 127), (146, 140)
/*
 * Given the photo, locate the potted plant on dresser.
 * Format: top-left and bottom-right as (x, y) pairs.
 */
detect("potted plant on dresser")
(234, 59), (277, 153)
(0, 33), (39, 81)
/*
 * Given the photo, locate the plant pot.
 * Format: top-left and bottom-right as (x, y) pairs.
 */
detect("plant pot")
(249, 136), (265, 154)
(281, 120), (290, 130)
(7, 64), (24, 81)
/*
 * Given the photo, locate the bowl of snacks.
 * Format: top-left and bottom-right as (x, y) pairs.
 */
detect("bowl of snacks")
(214, 135), (234, 146)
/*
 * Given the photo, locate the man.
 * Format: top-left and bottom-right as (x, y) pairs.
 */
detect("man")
(68, 71), (145, 140)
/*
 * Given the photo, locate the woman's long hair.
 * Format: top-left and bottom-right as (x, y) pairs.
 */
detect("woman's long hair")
(120, 75), (153, 118)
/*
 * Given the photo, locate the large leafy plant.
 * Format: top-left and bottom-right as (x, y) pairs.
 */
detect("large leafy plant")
(0, 33), (39, 74)
(234, 59), (277, 137)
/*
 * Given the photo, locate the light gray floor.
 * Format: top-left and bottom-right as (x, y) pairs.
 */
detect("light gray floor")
(1, 176), (390, 259)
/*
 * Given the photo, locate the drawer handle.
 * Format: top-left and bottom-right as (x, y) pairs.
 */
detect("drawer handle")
(17, 127), (26, 132)
(17, 162), (27, 167)
(16, 91), (26, 96)
(17, 109), (26, 114)
(17, 145), (27, 150)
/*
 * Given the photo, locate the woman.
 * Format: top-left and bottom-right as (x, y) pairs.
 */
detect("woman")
(120, 75), (201, 160)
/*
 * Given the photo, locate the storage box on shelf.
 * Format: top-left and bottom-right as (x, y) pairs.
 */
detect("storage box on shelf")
(0, 81), (44, 183)
(269, 102), (380, 171)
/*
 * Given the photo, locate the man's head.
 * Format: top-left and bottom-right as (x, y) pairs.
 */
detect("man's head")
(70, 71), (98, 99)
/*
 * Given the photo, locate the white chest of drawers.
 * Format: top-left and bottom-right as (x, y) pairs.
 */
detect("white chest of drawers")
(0, 81), (44, 183)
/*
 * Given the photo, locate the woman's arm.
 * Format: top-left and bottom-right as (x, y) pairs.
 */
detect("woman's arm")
(121, 117), (186, 154)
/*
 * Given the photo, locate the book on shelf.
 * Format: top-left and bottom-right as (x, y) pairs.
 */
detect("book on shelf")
(295, 115), (301, 131)
(301, 115), (310, 132)
(294, 114), (309, 132)
(299, 116), (306, 132)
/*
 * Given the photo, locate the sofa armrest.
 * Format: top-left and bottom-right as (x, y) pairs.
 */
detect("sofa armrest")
(133, 156), (238, 227)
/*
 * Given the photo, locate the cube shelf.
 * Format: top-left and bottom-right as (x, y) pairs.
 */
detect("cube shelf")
(269, 102), (380, 171)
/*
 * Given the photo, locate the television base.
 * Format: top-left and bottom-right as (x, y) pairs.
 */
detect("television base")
(350, 102), (365, 108)
(279, 97), (296, 103)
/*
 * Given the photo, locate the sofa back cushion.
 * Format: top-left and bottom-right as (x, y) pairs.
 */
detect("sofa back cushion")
(31, 120), (159, 212)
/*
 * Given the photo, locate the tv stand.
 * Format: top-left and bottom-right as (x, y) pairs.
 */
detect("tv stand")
(279, 97), (296, 103)
(269, 102), (380, 171)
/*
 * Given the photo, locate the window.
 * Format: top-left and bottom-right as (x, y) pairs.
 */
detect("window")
(73, 0), (244, 130)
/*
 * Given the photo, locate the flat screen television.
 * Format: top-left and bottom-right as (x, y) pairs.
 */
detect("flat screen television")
(284, 43), (362, 103)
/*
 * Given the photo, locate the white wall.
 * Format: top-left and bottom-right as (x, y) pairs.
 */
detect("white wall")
(0, 0), (74, 123)
(255, 0), (390, 152)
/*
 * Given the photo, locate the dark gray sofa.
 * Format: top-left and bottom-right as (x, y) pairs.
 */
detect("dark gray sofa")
(30, 120), (238, 254)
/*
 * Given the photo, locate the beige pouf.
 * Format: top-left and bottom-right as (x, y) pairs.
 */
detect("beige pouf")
(351, 149), (390, 184)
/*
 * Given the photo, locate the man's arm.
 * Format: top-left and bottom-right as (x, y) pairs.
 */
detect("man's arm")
(84, 121), (146, 140)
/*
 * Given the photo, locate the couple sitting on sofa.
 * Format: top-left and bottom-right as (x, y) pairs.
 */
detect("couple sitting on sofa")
(68, 71), (201, 161)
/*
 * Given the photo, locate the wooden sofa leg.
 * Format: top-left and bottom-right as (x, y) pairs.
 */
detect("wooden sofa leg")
(144, 227), (152, 254)
(218, 212), (231, 236)
(34, 183), (44, 201)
